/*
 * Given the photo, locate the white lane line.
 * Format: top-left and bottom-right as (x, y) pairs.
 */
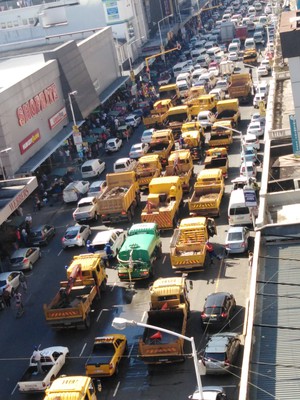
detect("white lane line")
(128, 344), (134, 358)
(141, 311), (146, 323)
(96, 309), (109, 323)
(110, 282), (116, 292)
(11, 384), (18, 395)
(113, 381), (121, 397)
(57, 249), (63, 256)
(162, 255), (166, 264)
(79, 343), (87, 357)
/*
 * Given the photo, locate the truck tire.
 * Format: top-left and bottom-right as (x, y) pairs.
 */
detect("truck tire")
(100, 278), (107, 292)
(156, 245), (162, 259)
(130, 204), (135, 217)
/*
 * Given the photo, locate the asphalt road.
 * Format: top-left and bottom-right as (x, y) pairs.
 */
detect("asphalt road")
(0, 88), (264, 400)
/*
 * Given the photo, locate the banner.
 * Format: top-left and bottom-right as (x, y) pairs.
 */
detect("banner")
(289, 115), (300, 156)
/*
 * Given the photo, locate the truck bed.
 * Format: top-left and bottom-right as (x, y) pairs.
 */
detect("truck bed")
(19, 365), (52, 382)
(49, 285), (93, 309)
(143, 310), (184, 343)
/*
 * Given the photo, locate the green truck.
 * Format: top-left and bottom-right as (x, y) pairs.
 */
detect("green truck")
(117, 223), (162, 281)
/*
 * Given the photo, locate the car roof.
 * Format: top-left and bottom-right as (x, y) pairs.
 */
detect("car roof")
(66, 225), (80, 232)
(92, 229), (123, 244)
(115, 157), (131, 164)
(228, 226), (244, 233)
(206, 292), (231, 306)
(10, 248), (28, 257)
(205, 335), (231, 352)
(89, 180), (105, 188)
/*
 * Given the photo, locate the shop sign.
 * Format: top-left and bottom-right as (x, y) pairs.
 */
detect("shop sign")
(9, 187), (30, 213)
(17, 83), (59, 127)
(48, 107), (67, 129)
(243, 188), (257, 208)
(19, 129), (41, 155)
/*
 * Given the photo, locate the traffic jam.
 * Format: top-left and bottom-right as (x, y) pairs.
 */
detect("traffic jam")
(1, 0), (279, 399)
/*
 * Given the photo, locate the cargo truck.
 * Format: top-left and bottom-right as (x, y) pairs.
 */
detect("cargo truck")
(117, 223), (162, 281)
(147, 129), (175, 166)
(167, 105), (191, 139)
(135, 154), (162, 190)
(142, 99), (172, 128)
(204, 153), (229, 179)
(141, 176), (183, 229)
(235, 26), (248, 42)
(164, 149), (194, 193)
(43, 376), (97, 400)
(220, 21), (236, 43)
(98, 171), (140, 224)
(228, 73), (253, 104)
(209, 121), (233, 148)
(181, 131), (203, 160)
(215, 99), (241, 127)
(138, 277), (190, 364)
(188, 169), (225, 217)
(170, 217), (217, 272)
(159, 83), (181, 105)
(43, 254), (107, 330)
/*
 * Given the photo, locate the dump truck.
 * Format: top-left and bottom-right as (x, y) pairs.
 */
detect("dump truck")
(43, 376), (97, 400)
(188, 169), (225, 217)
(117, 223), (162, 281)
(228, 73), (253, 104)
(209, 121), (233, 148)
(135, 154), (162, 190)
(164, 150), (194, 193)
(243, 49), (258, 65)
(43, 254), (107, 330)
(147, 129), (175, 167)
(159, 83), (181, 105)
(142, 99), (172, 128)
(215, 99), (241, 127)
(141, 176), (183, 229)
(184, 86), (206, 103)
(97, 171), (140, 224)
(170, 217), (217, 272)
(138, 277), (190, 364)
(204, 148), (229, 179)
(167, 105), (191, 139)
(181, 130), (203, 161)
(235, 26), (248, 42)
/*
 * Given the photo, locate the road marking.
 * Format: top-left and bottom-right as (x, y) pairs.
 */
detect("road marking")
(110, 282), (116, 292)
(113, 381), (120, 397)
(11, 384), (18, 395)
(96, 308), (109, 323)
(141, 311), (146, 322)
(222, 385), (237, 388)
(162, 255), (166, 264)
(214, 257), (224, 292)
(79, 343), (87, 357)
(128, 344), (134, 358)
(57, 249), (63, 256)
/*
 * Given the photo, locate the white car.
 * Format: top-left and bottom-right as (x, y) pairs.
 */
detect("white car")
(189, 386), (228, 400)
(228, 52), (239, 61)
(247, 121), (264, 137)
(10, 247), (41, 271)
(209, 88), (226, 101)
(251, 112), (265, 126)
(197, 110), (216, 129)
(215, 79), (230, 92)
(256, 81), (269, 96)
(63, 180), (90, 203)
(260, 58), (271, 71)
(87, 180), (106, 197)
(253, 32), (265, 44)
(129, 142), (149, 159)
(157, 71), (172, 86)
(141, 128), (155, 143)
(0, 271), (24, 295)
(125, 114), (141, 128)
(62, 224), (91, 249)
(91, 229), (126, 259)
(105, 138), (122, 153)
(257, 66), (269, 77)
(242, 133), (260, 150)
(253, 92), (267, 108)
(208, 66), (220, 77)
(240, 160), (257, 178)
(113, 157), (137, 173)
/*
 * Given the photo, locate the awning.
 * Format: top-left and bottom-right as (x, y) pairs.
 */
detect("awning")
(15, 121), (85, 175)
(99, 76), (129, 104)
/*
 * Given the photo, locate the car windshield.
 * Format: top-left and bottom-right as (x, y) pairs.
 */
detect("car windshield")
(107, 142), (115, 147)
(10, 257), (23, 263)
(82, 166), (92, 172)
(0, 279), (6, 287)
(228, 232), (243, 241)
(93, 243), (106, 251)
(65, 230), (78, 239)
(131, 145), (140, 151)
(205, 352), (226, 361)
(31, 230), (42, 237)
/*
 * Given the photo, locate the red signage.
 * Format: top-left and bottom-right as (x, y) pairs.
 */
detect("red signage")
(19, 129), (41, 155)
(48, 107), (67, 129)
(16, 83), (59, 126)
(9, 187), (30, 213)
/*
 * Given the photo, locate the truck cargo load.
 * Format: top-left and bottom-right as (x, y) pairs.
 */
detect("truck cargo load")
(164, 149), (194, 193)
(135, 154), (162, 190)
(228, 73), (253, 104)
(215, 99), (241, 127)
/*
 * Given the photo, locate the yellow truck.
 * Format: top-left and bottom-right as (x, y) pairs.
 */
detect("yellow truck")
(188, 168), (225, 217)
(147, 129), (175, 167)
(228, 72), (253, 104)
(43, 376), (98, 400)
(158, 83), (181, 105)
(209, 121), (233, 148)
(181, 131), (203, 160)
(142, 99), (172, 128)
(167, 105), (191, 139)
(243, 49), (258, 65)
(184, 85), (206, 102)
(204, 147), (229, 179)
(135, 154), (162, 190)
(138, 277), (190, 364)
(170, 217), (217, 272)
(164, 149), (194, 193)
(43, 254), (107, 330)
(190, 94), (217, 113)
(215, 99), (241, 128)
(98, 171), (140, 223)
(141, 176), (183, 229)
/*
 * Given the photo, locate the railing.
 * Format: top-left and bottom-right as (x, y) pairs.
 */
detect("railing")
(269, 128), (291, 139)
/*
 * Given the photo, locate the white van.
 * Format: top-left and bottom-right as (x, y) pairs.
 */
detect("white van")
(63, 181), (90, 203)
(206, 47), (222, 61)
(173, 62), (189, 78)
(81, 159), (106, 179)
(198, 71), (217, 90)
(228, 42), (240, 53)
(176, 72), (192, 86)
(228, 188), (255, 225)
(192, 68), (207, 84)
(244, 38), (256, 50)
(196, 54), (211, 68)
(113, 157), (137, 173)
(191, 48), (206, 63)
(177, 80), (191, 98)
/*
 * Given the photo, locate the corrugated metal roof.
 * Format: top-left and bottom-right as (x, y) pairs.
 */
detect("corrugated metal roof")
(250, 241), (300, 399)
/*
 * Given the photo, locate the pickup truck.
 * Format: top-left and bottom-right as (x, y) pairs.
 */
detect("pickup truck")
(17, 346), (69, 393)
(142, 99), (172, 128)
(147, 129), (175, 166)
(85, 334), (127, 377)
(204, 155), (229, 179)
(73, 196), (99, 222)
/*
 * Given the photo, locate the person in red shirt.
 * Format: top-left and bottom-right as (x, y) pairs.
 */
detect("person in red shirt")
(206, 241), (222, 264)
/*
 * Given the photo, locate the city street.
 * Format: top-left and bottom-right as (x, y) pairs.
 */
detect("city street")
(0, 101), (260, 400)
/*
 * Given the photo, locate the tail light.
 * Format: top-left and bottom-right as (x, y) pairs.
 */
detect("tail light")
(62, 238), (66, 242)
(109, 363), (113, 370)
(201, 312), (207, 318)
(23, 258), (29, 263)
(225, 359), (230, 366)
(221, 312), (228, 318)
(121, 211), (126, 215)
(76, 235), (81, 239)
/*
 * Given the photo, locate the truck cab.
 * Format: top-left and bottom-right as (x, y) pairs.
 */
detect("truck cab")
(210, 121), (233, 148)
(135, 154), (162, 190)
(43, 376), (97, 400)
(165, 149), (194, 192)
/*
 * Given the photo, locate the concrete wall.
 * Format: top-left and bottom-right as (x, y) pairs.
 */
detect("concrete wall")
(0, 60), (66, 176)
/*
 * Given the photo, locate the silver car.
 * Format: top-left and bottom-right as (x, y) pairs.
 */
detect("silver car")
(62, 224), (91, 249)
(10, 247), (41, 271)
(225, 226), (250, 254)
(0, 271), (24, 295)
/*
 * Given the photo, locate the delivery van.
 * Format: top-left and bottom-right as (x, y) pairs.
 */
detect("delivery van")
(228, 188), (257, 225)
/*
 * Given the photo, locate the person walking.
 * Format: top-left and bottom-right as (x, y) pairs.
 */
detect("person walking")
(14, 292), (24, 316)
(248, 251), (254, 267)
(206, 241), (222, 264)
(32, 347), (43, 374)
(3, 286), (11, 308)
(21, 228), (28, 245)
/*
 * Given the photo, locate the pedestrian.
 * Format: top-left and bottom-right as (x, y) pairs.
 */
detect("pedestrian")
(206, 241), (222, 264)
(14, 292), (24, 312)
(32, 346), (43, 374)
(104, 242), (113, 260)
(65, 148), (71, 161)
(3, 286), (11, 307)
(19, 273), (27, 292)
(34, 194), (41, 211)
(86, 240), (95, 253)
(248, 251), (254, 267)
(21, 228), (28, 245)
(25, 213), (32, 227)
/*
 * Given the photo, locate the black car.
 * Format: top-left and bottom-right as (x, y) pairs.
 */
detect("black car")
(201, 292), (236, 329)
(28, 224), (56, 246)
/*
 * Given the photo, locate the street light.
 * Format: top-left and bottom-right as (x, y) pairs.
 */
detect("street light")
(0, 147), (12, 180)
(112, 317), (204, 399)
(158, 14), (173, 55)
